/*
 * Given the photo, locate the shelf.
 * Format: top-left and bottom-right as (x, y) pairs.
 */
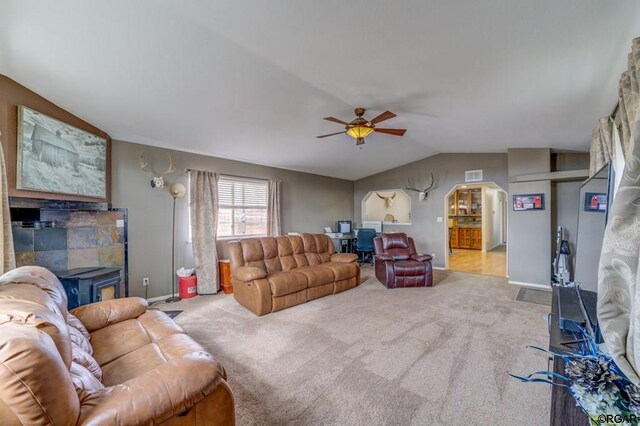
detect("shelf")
(509, 169), (589, 183)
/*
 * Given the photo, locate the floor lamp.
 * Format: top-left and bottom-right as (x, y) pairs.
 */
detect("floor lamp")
(166, 182), (187, 303)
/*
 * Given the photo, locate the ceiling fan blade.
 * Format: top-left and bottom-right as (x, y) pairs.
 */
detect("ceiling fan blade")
(316, 131), (347, 138)
(323, 116), (349, 125)
(374, 128), (407, 136)
(369, 110), (397, 125)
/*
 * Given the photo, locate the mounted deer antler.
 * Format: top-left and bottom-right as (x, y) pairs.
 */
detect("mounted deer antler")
(406, 173), (436, 201)
(376, 192), (396, 208)
(139, 151), (176, 188)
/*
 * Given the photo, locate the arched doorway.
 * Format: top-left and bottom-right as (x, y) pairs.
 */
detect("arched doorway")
(443, 182), (508, 277)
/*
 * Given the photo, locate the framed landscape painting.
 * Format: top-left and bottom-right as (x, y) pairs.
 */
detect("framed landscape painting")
(16, 106), (107, 198)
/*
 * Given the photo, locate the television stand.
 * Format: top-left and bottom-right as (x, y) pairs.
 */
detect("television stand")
(549, 285), (590, 425)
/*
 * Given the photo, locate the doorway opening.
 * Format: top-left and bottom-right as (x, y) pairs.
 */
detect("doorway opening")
(444, 183), (508, 277)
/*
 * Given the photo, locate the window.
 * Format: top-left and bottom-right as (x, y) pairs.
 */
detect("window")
(217, 176), (268, 238)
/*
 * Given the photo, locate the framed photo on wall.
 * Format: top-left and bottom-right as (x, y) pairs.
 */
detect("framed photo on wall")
(513, 193), (545, 211)
(584, 192), (607, 212)
(16, 106), (107, 199)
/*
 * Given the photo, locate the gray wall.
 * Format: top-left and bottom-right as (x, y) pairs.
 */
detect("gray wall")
(111, 140), (353, 299)
(551, 181), (582, 276)
(354, 153), (508, 268)
(507, 148), (551, 286)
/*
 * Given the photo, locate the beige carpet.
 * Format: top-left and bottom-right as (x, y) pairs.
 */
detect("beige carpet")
(158, 267), (551, 425)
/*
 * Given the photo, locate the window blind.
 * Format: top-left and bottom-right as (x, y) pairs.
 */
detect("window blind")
(217, 176), (268, 238)
(218, 177), (268, 208)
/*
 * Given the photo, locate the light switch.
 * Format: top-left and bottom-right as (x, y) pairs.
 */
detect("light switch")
(436, 217), (443, 223)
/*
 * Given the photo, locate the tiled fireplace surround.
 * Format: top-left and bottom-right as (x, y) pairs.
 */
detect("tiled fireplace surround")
(12, 208), (128, 297)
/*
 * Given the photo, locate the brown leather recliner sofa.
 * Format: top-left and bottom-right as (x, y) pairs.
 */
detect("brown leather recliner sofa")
(228, 233), (360, 316)
(374, 232), (434, 288)
(0, 266), (235, 425)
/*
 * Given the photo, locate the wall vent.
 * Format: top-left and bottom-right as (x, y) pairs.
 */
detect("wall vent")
(465, 170), (483, 182)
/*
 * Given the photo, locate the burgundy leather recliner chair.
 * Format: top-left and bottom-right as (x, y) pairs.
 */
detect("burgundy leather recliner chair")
(373, 233), (433, 288)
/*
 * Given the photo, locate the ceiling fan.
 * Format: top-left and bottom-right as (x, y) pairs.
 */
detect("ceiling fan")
(317, 107), (407, 146)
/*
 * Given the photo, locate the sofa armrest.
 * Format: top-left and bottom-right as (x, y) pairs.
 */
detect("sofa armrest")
(70, 298), (148, 333)
(232, 266), (267, 282)
(411, 253), (433, 262)
(78, 356), (227, 425)
(374, 253), (394, 262)
(330, 253), (358, 263)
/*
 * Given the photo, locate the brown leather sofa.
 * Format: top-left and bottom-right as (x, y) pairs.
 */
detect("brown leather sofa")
(0, 266), (235, 425)
(373, 232), (433, 288)
(228, 233), (360, 316)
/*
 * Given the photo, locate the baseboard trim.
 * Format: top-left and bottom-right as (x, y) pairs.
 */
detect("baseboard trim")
(147, 294), (174, 303)
(433, 266), (446, 270)
(508, 280), (551, 290)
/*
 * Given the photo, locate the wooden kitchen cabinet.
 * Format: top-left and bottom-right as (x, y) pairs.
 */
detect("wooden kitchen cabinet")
(470, 189), (482, 216)
(449, 188), (482, 216)
(458, 228), (471, 248)
(450, 227), (459, 249)
(471, 228), (482, 249)
(452, 228), (482, 250)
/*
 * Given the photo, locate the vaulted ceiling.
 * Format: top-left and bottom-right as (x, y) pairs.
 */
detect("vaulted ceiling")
(2, 1), (639, 180)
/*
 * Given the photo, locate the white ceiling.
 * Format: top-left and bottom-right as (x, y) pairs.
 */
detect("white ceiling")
(2, 1), (639, 180)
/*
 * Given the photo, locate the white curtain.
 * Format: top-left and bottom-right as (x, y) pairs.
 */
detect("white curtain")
(589, 117), (615, 177)
(0, 135), (15, 274)
(267, 179), (281, 236)
(188, 170), (219, 294)
(597, 37), (640, 384)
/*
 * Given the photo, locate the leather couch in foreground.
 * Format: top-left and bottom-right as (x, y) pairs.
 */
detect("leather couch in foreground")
(0, 266), (235, 425)
(228, 233), (360, 316)
(374, 232), (433, 288)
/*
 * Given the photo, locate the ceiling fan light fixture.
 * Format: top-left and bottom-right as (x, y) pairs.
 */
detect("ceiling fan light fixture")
(346, 125), (374, 139)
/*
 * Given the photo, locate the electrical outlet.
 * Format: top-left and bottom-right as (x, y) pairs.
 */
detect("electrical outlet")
(143, 277), (150, 287)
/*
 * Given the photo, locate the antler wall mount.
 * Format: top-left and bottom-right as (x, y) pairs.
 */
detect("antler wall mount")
(406, 173), (436, 201)
(139, 151), (176, 188)
(376, 191), (397, 208)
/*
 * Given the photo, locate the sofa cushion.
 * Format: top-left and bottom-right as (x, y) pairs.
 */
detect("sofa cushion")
(70, 361), (104, 400)
(90, 319), (151, 366)
(233, 266), (267, 282)
(322, 262), (358, 281)
(68, 321), (92, 355)
(0, 299), (73, 369)
(393, 261), (426, 276)
(276, 236), (297, 271)
(67, 313), (90, 340)
(99, 315), (220, 387)
(100, 341), (167, 387)
(137, 310), (186, 340)
(0, 323), (80, 425)
(0, 266), (70, 318)
(296, 266), (335, 288)
(72, 346), (103, 382)
(267, 271), (307, 296)
(259, 237), (283, 274)
(331, 253), (358, 263)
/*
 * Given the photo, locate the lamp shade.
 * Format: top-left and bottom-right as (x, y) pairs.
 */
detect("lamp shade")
(346, 125), (374, 139)
(168, 183), (187, 199)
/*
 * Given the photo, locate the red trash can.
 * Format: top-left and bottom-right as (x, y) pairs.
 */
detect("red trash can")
(178, 275), (197, 299)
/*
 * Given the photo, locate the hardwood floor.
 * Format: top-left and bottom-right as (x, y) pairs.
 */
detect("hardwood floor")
(447, 246), (507, 277)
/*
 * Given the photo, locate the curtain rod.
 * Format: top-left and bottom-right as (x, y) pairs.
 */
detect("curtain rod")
(184, 169), (267, 182)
